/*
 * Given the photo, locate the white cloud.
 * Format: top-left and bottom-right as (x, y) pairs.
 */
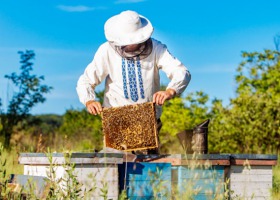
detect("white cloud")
(57, 5), (97, 12)
(114, 0), (147, 4)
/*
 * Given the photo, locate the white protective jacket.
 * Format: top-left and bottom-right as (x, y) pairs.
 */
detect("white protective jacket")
(76, 38), (191, 118)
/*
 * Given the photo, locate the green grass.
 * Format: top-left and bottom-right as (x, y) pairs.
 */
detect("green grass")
(272, 156), (280, 199)
(3, 149), (23, 176)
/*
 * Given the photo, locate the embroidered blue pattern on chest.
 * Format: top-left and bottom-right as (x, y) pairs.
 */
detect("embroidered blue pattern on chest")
(121, 58), (129, 99)
(136, 56), (145, 99)
(127, 58), (138, 102)
(121, 57), (145, 102)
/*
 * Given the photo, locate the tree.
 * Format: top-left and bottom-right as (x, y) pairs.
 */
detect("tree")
(209, 50), (280, 153)
(0, 50), (53, 147)
(274, 34), (280, 51)
(0, 99), (3, 133)
(159, 48), (280, 154)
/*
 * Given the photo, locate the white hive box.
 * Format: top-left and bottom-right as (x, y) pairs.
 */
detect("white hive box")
(18, 152), (123, 200)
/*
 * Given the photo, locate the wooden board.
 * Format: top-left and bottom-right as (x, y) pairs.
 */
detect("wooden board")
(24, 165), (119, 200)
(229, 165), (272, 199)
(18, 153), (123, 165)
(137, 154), (231, 166)
(118, 162), (171, 199)
(172, 165), (225, 198)
(230, 159), (277, 166)
(102, 102), (158, 151)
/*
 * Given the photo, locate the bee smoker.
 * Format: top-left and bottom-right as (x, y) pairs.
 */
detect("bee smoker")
(176, 119), (210, 154)
(191, 119), (210, 154)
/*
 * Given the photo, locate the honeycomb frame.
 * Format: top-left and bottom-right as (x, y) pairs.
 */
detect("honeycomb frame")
(101, 102), (158, 151)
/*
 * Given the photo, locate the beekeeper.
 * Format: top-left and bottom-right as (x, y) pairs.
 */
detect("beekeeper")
(76, 10), (191, 153)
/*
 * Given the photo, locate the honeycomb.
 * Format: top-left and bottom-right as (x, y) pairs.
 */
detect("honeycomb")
(101, 102), (158, 151)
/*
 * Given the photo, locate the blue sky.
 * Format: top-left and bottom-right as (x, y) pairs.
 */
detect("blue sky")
(0, 0), (279, 115)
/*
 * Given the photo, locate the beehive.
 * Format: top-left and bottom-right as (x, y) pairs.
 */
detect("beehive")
(102, 102), (158, 151)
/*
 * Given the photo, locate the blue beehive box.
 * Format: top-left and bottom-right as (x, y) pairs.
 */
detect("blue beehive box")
(172, 165), (225, 199)
(119, 162), (172, 199)
(170, 154), (230, 199)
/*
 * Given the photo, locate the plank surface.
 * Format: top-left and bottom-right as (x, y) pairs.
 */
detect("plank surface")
(231, 159), (277, 166)
(229, 165), (273, 198)
(119, 162), (171, 199)
(24, 165), (120, 199)
(178, 165), (224, 177)
(173, 165), (225, 197)
(230, 174), (272, 182)
(230, 182), (272, 197)
(230, 165), (272, 174)
(230, 154), (277, 160)
(19, 153), (123, 164)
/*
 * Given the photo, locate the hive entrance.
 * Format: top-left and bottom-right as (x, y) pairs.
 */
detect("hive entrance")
(102, 102), (158, 151)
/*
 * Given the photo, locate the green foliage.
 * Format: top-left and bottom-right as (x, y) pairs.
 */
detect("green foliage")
(99, 181), (109, 199)
(59, 108), (103, 150)
(148, 167), (170, 199)
(14, 114), (62, 135)
(210, 50), (280, 153)
(0, 100), (2, 132)
(274, 34), (280, 51)
(45, 150), (108, 199)
(273, 155), (280, 197)
(1, 50), (53, 148)
(0, 143), (8, 197)
(29, 114), (62, 130)
(208, 99), (233, 153)
(9, 114), (63, 151)
(4, 50), (53, 117)
(160, 91), (211, 153)
(46, 149), (63, 199)
(161, 91), (211, 135)
(0, 143), (24, 199)
(118, 190), (128, 200)
(273, 157), (280, 199)
(159, 49), (280, 154)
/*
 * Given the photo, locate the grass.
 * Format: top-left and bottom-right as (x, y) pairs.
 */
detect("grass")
(272, 157), (280, 199)
(2, 148), (23, 175)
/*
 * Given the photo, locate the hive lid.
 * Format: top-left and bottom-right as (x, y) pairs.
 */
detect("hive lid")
(18, 152), (124, 164)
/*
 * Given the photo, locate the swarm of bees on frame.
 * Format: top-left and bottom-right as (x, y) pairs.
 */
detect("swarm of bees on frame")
(102, 102), (158, 151)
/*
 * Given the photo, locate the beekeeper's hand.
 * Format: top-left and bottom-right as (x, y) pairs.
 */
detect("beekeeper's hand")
(86, 100), (103, 115)
(153, 88), (176, 106)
